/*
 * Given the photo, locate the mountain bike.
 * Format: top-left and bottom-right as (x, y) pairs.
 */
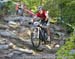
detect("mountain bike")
(30, 20), (48, 48)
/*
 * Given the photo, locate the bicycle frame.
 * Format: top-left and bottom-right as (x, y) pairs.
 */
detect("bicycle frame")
(30, 20), (48, 48)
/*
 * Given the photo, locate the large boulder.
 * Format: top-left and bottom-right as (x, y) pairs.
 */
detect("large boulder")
(0, 30), (17, 38)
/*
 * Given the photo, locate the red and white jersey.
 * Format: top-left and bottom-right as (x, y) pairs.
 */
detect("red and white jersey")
(36, 10), (48, 20)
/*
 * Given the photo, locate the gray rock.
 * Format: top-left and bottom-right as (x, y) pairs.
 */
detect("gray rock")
(69, 49), (75, 54)
(59, 40), (65, 46)
(0, 42), (13, 49)
(54, 25), (61, 30)
(7, 52), (14, 57)
(4, 16), (32, 22)
(0, 30), (17, 38)
(54, 32), (65, 40)
(13, 51), (22, 54)
(14, 47), (33, 54)
(0, 25), (8, 30)
(0, 45), (9, 49)
(50, 28), (55, 33)
(5, 16), (32, 27)
(54, 25), (64, 31)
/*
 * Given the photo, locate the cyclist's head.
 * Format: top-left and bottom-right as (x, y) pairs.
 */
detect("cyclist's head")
(38, 6), (43, 11)
(38, 6), (43, 14)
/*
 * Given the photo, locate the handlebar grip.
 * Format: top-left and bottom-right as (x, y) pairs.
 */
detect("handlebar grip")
(28, 22), (33, 24)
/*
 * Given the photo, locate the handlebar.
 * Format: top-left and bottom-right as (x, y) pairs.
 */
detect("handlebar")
(28, 22), (33, 25)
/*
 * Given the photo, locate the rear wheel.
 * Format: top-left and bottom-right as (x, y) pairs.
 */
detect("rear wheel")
(40, 29), (48, 44)
(43, 32), (48, 44)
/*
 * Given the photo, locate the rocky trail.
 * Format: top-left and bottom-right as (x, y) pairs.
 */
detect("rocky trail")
(0, 15), (68, 59)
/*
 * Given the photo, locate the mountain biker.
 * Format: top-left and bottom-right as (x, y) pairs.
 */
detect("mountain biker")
(15, 1), (24, 16)
(18, 2), (24, 16)
(33, 6), (50, 43)
(15, 2), (19, 15)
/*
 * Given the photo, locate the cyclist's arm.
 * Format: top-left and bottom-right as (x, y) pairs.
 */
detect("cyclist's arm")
(32, 15), (37, 22)
(45, 11), (49, 21)
(32, 13), (41, 22)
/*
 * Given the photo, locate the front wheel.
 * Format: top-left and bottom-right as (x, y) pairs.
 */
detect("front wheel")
(31, 32), (40, 48)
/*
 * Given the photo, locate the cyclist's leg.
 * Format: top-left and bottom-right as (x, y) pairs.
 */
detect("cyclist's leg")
(18, 8), (23, 16)
(21, 9), (23, 16)
(47, 25), (50, 41)
(40, 20), (44, 25)
(45, 20), (50, 42)
(40, 20), (46, 42)
(16, 10), (18, 15)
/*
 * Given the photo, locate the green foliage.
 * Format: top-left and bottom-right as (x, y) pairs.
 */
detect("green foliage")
(56, 33), (75, 59)
(55, 0), (75, 55)
(0, 0), (75, 59)
(12, 0), (48, 12)
(44, 0), (60, 17)
(44, 0), (75, 25)
(0, 1), (15, 15)
(22, 0), (47, 12)
(5, 1), (15, 12)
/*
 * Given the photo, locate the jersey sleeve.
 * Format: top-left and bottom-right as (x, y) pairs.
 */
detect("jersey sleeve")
(45, 11), (48, 16)
(36, 13), (40, 17)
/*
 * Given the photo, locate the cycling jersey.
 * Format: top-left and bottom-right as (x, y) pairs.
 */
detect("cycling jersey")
(36, 10), (47, 20)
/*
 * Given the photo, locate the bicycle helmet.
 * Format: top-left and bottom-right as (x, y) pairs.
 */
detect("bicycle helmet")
(38, 6), (43, 11)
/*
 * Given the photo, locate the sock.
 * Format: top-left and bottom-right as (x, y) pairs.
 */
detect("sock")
(48, 36), (50, 38)
(48, 36), (50, 41)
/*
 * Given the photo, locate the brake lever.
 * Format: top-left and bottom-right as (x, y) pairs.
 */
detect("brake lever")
(38, 24), (42, 27)
(28, 22), (33, 25)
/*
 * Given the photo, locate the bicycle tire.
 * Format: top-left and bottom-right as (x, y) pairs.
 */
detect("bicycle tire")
(31, 32), (41, 48)
(40, 29), (48, 44)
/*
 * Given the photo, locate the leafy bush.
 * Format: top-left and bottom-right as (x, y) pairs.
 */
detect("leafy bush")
(56, 33), (75, 59)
